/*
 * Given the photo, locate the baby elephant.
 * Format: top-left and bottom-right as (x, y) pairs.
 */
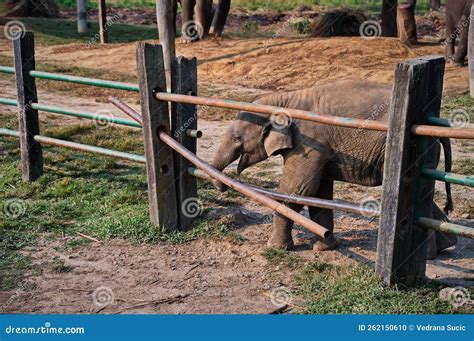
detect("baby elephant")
(445, 0), (473, 66)
(210, 80), (457, 257)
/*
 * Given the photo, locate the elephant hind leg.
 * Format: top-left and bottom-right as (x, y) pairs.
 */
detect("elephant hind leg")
(426, 203), (458, 259)
(308, 180), (338, 251)
(452, 23), (469, 66)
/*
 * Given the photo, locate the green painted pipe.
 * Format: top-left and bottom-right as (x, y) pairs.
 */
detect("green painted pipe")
(418, 217), (474, 239)
(0, 66), (15, 74)
(0, 128), (146, 164)
(28, 70), (140, 92)
(426, 117), (452, 127)
(0, 97), (142, 128)
(422, 168), (474, 187)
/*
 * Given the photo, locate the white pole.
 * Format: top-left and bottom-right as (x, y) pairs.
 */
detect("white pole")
(156, 0), (176, 72)
(77, 0), (88, 33)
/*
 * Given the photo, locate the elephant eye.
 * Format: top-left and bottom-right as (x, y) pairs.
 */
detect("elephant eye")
(232, 135), (241, 143)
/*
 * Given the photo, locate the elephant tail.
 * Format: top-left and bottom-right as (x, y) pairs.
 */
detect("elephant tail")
(440, 137), (454, 215)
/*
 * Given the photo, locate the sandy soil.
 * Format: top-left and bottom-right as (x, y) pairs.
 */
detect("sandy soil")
(0, 36), (470, 96)
(0, 31), (472, 314)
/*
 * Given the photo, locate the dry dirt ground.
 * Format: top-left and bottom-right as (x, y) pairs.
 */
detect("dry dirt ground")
(0, 33), (472, 313)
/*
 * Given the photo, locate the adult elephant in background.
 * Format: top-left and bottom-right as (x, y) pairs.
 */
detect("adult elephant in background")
(210, 80), (457, 259)
(445, 0), (474, 66)
(173, 0), (230, 41)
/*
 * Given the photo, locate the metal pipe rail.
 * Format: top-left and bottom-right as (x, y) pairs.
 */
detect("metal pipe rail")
(158, 129), (331, 239)
(3, 65), (473, 138)
(422, 168), (474, 187)
(188, 167), (380, 216)
(0, 128), (146, 163)
(0, 66), (139, 92)
(418, 217), (474, 239)
(155, 92), (474, 139)
(0, 98), (141, 128)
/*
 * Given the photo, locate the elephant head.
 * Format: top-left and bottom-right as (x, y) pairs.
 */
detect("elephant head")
(211, 112), (293, 191)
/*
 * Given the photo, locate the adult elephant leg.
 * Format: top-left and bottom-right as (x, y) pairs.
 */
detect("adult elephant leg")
(180, 0), (196, 41)
(445, 15), (456, 61)
(309, 180), (338, 251)
(210, 0), (231, 36)
(195, 0), (213, 38)
(452, 23), (469, 66)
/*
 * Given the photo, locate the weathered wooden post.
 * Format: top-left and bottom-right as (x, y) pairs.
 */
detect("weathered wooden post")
(376, 56), (445, 286)
(155, 0), (176, 72)
(98, 0), (108, 44)
(13, 32), (43, 182)
(382, 0), (398, 37)
(77, 0), (88, 33)
(469, 4), (474, 98)
(171, 56), (198, 230)
(136, 43), (179, 231)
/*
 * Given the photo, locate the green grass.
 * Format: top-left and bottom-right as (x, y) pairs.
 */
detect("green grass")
(262, 247), (302, 268)
(0, 17), (158, 46)
(295, 260), (468, 314)
(53, 0), (432, 12)
(0, 110), (240, 290)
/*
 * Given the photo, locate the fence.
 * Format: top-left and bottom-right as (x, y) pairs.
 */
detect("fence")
(0, 32), (473, 287)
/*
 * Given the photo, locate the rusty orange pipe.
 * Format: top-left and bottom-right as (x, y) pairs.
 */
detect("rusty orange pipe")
(157, 129), (331, 239)
(109, 96), (143, 125)
(155, 92), (474, 139)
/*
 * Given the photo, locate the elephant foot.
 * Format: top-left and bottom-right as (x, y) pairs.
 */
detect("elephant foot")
(452, 59), (465, 67)
(313, 235), (338, 252)
(267, 230), (294, 250)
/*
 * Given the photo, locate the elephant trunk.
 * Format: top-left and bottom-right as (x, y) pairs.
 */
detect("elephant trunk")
(210, 140), (240, 192)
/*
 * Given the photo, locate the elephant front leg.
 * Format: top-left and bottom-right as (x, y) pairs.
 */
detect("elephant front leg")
(268, 203), (303, 250)
(308, 180), (338, 251)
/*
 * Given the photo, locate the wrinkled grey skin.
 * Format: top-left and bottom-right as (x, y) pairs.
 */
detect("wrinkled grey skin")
(211, 80), (457, 257)
(173, 0), (230, 41)
(445, 0), (473, 66)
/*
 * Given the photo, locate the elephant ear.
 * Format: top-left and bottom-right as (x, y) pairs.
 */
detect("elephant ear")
(263, 116), (293, 156)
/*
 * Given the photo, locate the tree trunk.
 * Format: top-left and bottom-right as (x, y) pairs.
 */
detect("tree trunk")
(382, 0), (398, 37)
(397, 3), (417, 45)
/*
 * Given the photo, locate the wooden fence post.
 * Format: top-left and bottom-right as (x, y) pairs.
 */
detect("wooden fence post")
(376, 56), (445, 286)
(136, 42), (179, 231)
(13, 32), (43, 182)
(98, 0), (108, 44)
(469, 4), (474, 98)
(171, 56), (198, 231)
